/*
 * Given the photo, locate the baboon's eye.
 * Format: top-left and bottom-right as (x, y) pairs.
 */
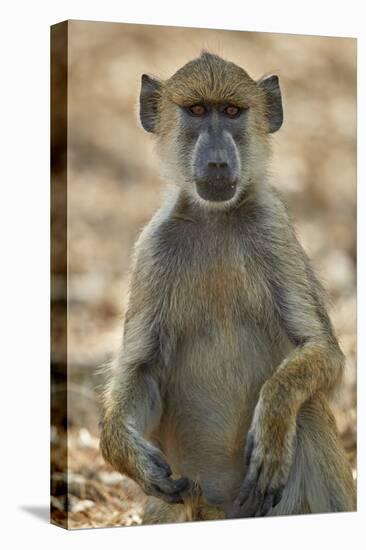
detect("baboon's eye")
(224, 105), (241, 118)
(189, 104), (207, 116)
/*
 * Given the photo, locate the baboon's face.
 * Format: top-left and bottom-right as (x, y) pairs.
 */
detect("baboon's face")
(177, 102), (246, 202)
(139, 53), (283, 207)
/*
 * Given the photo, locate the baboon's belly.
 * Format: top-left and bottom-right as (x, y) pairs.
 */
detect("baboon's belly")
(157, 323), (287, 509)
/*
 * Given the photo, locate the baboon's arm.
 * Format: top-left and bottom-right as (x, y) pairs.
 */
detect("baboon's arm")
(269, 230), (345, 398)
(232, 225), (345, 517)
(100, 262), (190, 503)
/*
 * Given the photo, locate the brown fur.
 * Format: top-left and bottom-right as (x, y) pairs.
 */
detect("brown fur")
(100, 52), (356, 524)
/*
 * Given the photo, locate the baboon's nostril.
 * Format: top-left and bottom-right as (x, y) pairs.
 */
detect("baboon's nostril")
(208, 161), (228, 169)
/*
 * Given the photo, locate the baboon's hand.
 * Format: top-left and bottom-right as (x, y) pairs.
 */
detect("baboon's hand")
(140, 445), (192, 504)
(229, 391), (296, 518)
(100, 419), (191, 504)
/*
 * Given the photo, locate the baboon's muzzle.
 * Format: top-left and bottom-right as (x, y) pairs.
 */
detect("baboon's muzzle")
(192, 130), (239, 202)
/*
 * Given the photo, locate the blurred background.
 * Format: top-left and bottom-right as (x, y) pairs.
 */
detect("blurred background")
(51, 20), (356, 529)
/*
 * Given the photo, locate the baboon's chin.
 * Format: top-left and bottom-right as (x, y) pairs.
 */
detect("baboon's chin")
(195, 181), (237, 203)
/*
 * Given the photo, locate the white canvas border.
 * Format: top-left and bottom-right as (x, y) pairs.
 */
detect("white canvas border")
(0, 1), (364, 549)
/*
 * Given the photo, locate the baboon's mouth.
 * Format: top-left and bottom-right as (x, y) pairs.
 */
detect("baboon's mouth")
(195, 180), (237, 202)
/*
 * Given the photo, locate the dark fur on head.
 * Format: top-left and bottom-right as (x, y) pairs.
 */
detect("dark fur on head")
(140, 51), (282, 136)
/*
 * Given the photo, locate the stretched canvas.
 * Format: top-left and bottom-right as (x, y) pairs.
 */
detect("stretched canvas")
(51, 20), (357, 529)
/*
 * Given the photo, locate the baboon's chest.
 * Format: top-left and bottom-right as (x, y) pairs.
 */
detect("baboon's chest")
(160, 227), (273, 331)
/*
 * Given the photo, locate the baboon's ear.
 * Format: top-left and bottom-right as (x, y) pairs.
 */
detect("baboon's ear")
(140, 74), (162, 133)
(257, 75), (283, 133)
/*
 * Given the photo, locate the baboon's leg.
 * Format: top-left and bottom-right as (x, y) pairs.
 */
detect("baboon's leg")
(270, 393), (356, 516)
(142, 497), (187, 525)
(142, 496), (226, 525)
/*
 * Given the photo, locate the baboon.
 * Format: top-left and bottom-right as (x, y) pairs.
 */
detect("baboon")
(100, 52), (356, 523)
